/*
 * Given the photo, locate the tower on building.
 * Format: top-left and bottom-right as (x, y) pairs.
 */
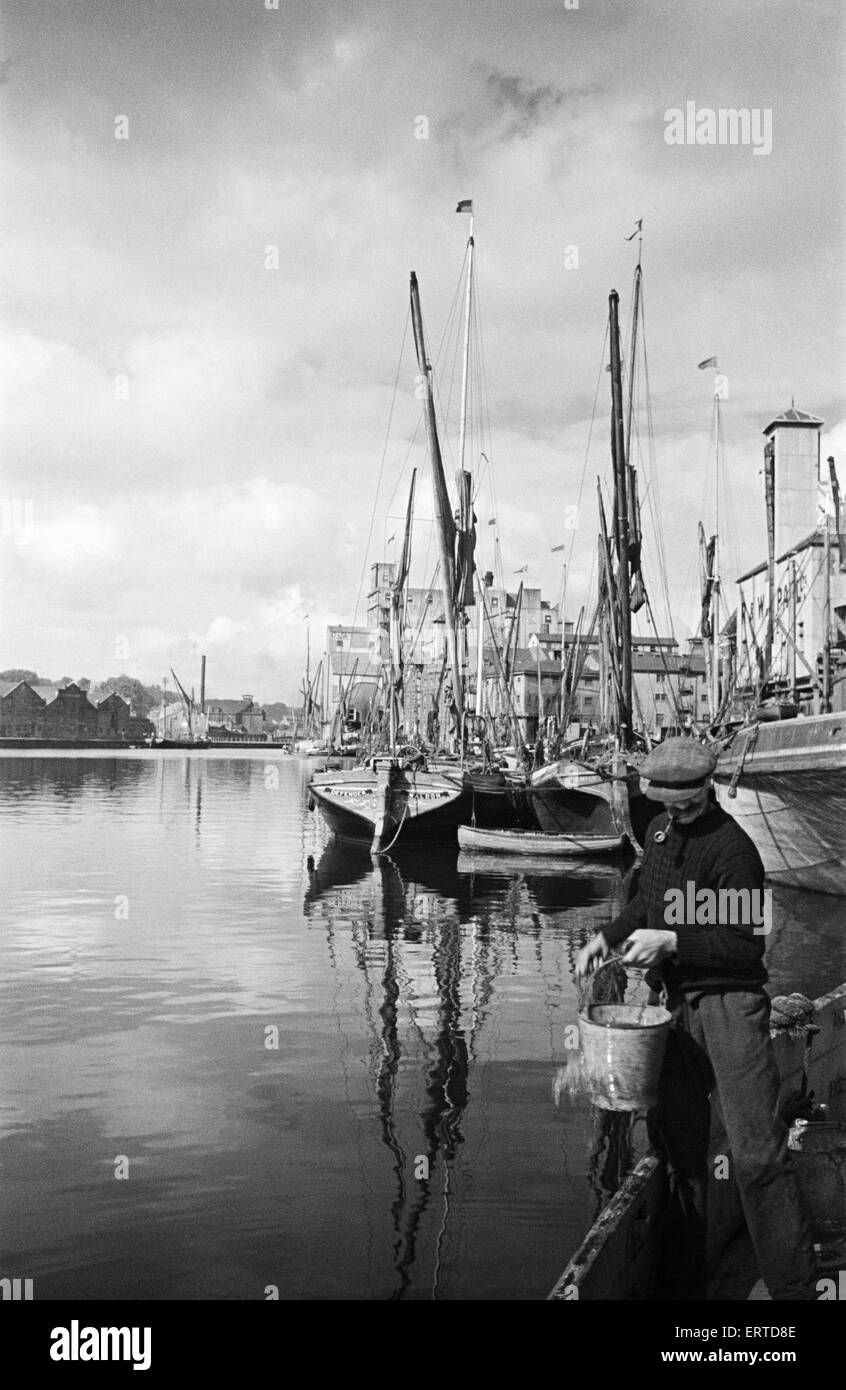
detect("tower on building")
(763, 407), (824, 559)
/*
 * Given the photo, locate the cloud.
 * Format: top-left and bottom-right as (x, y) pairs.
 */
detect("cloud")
(0, 0), (841, 700)
(484, 71), (602, 140)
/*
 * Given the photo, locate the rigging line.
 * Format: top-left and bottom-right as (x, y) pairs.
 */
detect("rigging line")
(674, 412), (708, 627)
(384, 417), (423, 525)
(467, 296), (486, 503)
(679, 511), (704, 632)
(463, 253), (488, 486)
(468, 305), (494, 576)
(431, 1138), (452, 1300)
(640, 471), (675, 642)
(637, 282), (675, 638)
(737, 544), (815, 664)
(642, 590), (684, 721)
(430, 245), (471, 474)
(473, 263), (503, 575)
(623, 255), (640, 460)
(714, 399), (742, 618)
(405, 561), (442, 662)
(319, 911), (379, 1298)
(431, 243), (469, 379)
(417, 520), (435, 603)
(471, 274), (491, 464)
(437, 294), (466, 459)
(352, 306), (411, 633)
(734, 549), (819, 698)
(472, 293), (488, 476)
(565, 320), (610, 622)
(629, 297), (670, 637)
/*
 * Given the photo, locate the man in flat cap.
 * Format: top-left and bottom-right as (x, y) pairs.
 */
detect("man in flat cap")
(576, 737), (817, 1300)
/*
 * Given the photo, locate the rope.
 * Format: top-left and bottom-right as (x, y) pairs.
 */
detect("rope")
(636, 280), (676, 642)
(726, 721), (759, 798)
(374, 797), (410, 856)
(351, 308), (410, 632)
(562, 323), (609, 624)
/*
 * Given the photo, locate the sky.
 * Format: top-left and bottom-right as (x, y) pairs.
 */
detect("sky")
(1, 0), (843, 703)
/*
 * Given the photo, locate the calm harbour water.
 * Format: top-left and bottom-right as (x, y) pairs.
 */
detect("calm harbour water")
(0, 751), (843, 1301)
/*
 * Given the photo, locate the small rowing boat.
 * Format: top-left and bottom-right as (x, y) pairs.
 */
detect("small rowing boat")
(457, 824), (626, 857)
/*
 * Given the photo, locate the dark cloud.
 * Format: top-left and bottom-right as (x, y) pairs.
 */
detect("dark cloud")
(485, 71), (601, 137)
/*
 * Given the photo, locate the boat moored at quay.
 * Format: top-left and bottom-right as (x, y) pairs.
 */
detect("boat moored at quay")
(714, 711), (846, 894)
(309, 754), (472, 852)
(701, 408), (846, 893)
(309, 238), (654, 856)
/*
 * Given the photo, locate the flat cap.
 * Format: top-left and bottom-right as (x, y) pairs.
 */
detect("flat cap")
(639, 737), (717, 802)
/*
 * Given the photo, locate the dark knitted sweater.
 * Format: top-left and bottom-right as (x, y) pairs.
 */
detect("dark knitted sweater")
(603, 803), (767, 993)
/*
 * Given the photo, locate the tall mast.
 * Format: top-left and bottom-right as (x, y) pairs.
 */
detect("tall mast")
(608, 289), (632, 746)
(456, 202), (477, 721)
(457, 202), (474, 475)
(409, 271), (463, 728)
(712, 386), (721, 718)
(698, 523), (713, 714)
(475, 570), (486, 719)
(305, 623), (311, 730)
(389, 470), (417, 751)
(625, 259), (642, 463)
(536, 636), (543, 749)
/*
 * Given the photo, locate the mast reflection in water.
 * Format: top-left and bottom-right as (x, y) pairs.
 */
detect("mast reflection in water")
(304, 838), (627, 1298)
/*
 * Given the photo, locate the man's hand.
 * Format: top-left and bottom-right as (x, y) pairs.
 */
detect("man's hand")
(575, 932), (609, 981)
(620, 929), (678, 967)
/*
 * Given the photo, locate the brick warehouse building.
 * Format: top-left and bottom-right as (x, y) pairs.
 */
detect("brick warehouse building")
(0, 681), (153, 743)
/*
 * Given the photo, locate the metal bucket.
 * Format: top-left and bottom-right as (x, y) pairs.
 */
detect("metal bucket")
(578, 961), (671, 1112)
(788, 1121), (846, 1237)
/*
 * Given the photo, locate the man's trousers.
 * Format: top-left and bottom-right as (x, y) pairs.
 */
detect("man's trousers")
(647, 989), (818, 1300)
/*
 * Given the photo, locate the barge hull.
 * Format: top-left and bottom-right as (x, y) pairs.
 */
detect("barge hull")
(714, 712), (846, 894)
(309, 765), (471, 849)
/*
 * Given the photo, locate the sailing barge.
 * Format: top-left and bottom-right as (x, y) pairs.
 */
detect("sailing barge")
(309, 266), (478, 852)
(309, 757), (471, 851)
(714, 713), (846, 894)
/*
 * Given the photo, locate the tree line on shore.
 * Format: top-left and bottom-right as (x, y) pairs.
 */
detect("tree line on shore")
(0, 670), (181, 719)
